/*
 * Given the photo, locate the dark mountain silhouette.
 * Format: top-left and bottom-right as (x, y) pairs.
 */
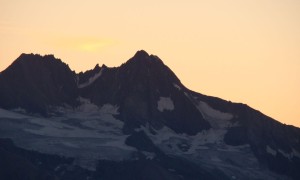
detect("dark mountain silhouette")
(0, 54), (78, 115)
(80, 50), (210, 135)
(0, 50), (299, 180)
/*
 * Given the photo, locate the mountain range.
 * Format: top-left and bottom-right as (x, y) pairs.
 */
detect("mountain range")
(0, 50), (299, 180)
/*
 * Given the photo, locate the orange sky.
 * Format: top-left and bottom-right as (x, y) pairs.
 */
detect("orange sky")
(1, 0), (300, 127)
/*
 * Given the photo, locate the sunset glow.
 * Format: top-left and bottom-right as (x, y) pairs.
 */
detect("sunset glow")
(1, 0), (300, 127)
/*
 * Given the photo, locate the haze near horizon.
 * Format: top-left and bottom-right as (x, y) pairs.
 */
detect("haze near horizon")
(0, 0), (299, 127)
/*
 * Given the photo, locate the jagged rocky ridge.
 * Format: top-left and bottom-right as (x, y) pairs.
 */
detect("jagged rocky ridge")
(0, 50), (300, 180)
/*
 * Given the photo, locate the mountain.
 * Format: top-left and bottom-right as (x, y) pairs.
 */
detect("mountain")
(79, 50), (210, 135)
(0, 53), (78, 115)
(0, 50), (299, 180)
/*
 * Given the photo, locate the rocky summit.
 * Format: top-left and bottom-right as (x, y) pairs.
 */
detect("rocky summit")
(0, 50), (300, 180)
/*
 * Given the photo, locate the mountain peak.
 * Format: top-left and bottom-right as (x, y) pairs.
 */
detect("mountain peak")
(0, 53), (78, 114)
(133, 50), (149, 59)
(124, 50), (163, 68)
(94, 64), (101, 70)
(18, 53), (57, 60)
(11, 53), (66, 70)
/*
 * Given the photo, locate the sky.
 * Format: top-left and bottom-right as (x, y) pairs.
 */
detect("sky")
(0, 0), (300, 127)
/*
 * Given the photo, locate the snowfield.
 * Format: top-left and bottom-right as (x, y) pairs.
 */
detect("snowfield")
(0, 96), (296, 179)
(157, 97), (175, 112)
(0, 99), (135, 170)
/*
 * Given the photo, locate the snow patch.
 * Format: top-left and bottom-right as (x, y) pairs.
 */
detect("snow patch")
(293, 149), (300, 158)
(278, 149), (292, 159)
(11, 108), (27, 114)
(139, 123), (256, 179)
(76, 97), (119, 115)
(266, 146), (277, 156)
(100, 104), (119, 115)
(198, 101), (233, 121)
(157, 97), (174, 112)
(190, 129), (227, 146)
(173, 83), (181, 90)
(102, 138), (136, 151)
(278, 149), (300, 160)
(21, 98), (123, 138)
(196, 101), (234, 129)
(266, 148), (300, 159)
(184, 92), (189, 97)
(78, 68), (104, 88)
(77, 97), (100, 112)
(24, 118), (103, 138)
(145, 126), (181, 144)
(142, 151), (156, 160)
(0, 108), (29, 119)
